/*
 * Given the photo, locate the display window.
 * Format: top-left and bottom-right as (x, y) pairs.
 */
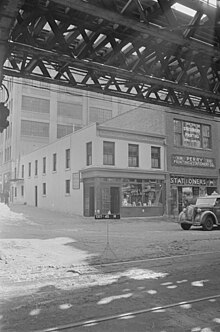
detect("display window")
(122, 179), (163, 207)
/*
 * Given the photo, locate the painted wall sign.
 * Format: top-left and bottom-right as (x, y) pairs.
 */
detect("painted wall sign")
(170, 176), (217, 187)
(183, 121), (201, 148)
(172, 155), (215, 168)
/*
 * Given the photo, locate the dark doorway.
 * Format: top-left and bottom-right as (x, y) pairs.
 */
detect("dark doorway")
(110, 187), (120, 214)
(89, 186), (95, 216)
(35, 186), (38, 207)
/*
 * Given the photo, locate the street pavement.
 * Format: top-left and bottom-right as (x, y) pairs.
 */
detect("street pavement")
(1, 204), (220, 332)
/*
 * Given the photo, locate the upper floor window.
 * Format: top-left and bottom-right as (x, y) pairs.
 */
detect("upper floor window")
(43, 157), (46, 174)
(21, 120), (49, 137)
(89, 107), (112, 124)
(22, 96), (50, 114)
(57, 102), (82, 120)
(35, 160), (38, 176)
(174, 119), (211, 149)
(128, 144), (139, 167)
(151, 146), (161, 169)
(53, 153), (57, 172)
(28, 162), (31, 177)
(65, 149), (70, 169)
(57, 124), (73, 139)
(86, 142), (92, 166)
(103, 141), (115, 165)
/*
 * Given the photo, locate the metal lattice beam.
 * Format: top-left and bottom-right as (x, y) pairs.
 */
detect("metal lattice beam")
(1, 0), (220, 115)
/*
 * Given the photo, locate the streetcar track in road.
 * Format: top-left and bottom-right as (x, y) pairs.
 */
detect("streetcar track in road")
(97, 250), (220, 268)
(33, 294), (220, 331)
(2, 250), (220, 287)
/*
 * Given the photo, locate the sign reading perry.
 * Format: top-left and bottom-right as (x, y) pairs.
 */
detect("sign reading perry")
(172, 154), (215, 168)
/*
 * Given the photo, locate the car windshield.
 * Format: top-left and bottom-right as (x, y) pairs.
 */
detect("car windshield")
(196, 197), (216, 205)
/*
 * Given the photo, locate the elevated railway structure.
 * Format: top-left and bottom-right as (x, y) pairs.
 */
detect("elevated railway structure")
(0, 0), (220, 114)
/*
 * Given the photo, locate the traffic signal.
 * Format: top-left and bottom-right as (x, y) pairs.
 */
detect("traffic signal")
(0, 103), (9, 133)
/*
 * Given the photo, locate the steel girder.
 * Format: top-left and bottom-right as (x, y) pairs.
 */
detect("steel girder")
(1, 0), (220, 115)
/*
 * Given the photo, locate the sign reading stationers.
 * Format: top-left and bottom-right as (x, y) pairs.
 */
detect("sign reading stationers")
(172, 155), (215, 168)
(170, 176), (217, 187)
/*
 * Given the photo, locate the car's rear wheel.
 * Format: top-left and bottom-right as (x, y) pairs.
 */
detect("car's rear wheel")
(202, 216), (214, 231)
(181, 223), (191, 230)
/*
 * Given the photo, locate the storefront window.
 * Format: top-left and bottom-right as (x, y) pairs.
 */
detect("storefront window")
(122, 179), (163, 207)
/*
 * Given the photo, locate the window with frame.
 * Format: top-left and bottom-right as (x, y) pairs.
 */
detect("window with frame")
(57, 124), (73, 138)
(57, 102), (82, 120)
(173, 119), (211, 149)
(21, 120), (49, 137)
(21, 185), (24, 197)
(103, 141), (115, 165)
(43, 183), (46, 195)
(128, 144), (139, 167)
(65, 179), (70, 194)
(86, 142), (92, 166)
(53, 153), (57, 172)
(21, 165), (24, 178)
(89, 107), (112, 124)
(35, 160), (38, 176)
(43, 157), (46, 174)
(28, 162), (31, 177)
(22, 96), (50, 114)
(202, 125), (211, 149)
(65, 149), (70, 169)
(151, 146), (161, 169)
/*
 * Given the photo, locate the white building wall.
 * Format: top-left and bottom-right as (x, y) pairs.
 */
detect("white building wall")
(86, 137), (165, 171)
(15, 121), (165, 215)
(18, 124), (97, 214)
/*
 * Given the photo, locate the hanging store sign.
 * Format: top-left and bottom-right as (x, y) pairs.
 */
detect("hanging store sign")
(172, 155), (215, 168)
(170, 176), (217, 187)
(72, 172), (80, 189)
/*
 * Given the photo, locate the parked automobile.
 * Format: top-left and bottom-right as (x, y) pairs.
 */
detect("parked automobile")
(178, 193), (220, 231)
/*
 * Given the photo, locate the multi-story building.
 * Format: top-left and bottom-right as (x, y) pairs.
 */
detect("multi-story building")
(166, 110), (220, 215)
(0, 78), (140, 202)
(12, 101), (220, 218)
(13, 105), (167, 217)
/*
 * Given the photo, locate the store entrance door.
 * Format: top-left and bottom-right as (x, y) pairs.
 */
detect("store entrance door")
(110, 187), (120, 214)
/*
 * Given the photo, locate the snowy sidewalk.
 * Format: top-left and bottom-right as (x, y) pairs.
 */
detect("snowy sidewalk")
(0, 204), (175, 298)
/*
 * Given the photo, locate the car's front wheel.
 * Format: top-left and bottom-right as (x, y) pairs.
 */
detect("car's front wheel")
(181, 223), (191, 230)
(202, 216), (214, 231)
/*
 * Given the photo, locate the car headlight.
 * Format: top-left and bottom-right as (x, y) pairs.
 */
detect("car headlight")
(197, 208), (202, 213)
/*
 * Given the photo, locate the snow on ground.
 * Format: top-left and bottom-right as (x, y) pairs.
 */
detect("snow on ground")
(0, 203), (25, 222)
(0, 204), (168, 298)
(0, 236), (168, 298)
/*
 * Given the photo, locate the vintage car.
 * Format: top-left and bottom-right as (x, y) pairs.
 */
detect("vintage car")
(178, 193), (220, 231)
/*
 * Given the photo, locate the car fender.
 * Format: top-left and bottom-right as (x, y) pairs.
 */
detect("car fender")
(178, 211), (187, 223)
(200, 211), (218, 225)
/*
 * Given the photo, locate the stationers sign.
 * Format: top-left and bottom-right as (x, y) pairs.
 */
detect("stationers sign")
(170, 176), (216, 187)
